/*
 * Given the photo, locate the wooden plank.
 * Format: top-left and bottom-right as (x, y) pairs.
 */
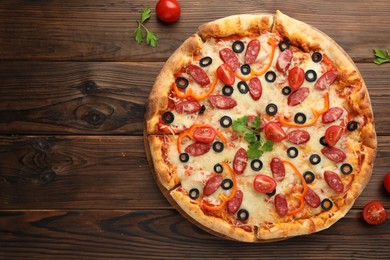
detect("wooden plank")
(0, 209), (389, 260)
(0, 0), (389, 62)
(0, 135), (389, 210)
(1, 62), (389, 135)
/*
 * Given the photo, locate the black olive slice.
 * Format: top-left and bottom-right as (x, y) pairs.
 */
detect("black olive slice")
(305, 69), (317, 82)
(321, 198), (333, 211)
(278, 40), (290, 51)
(265, 71), (277, 83)
(347, 121), (358, 131)
(220, 116), (232, 128)
(282, 86), (292, 96)
(240, 64), (251, 75)
(199, 56), (212, 67)
(162, 111), (174, 124)
(250, 159), (263, 171)
(179, 153), (189, 163)
(237, 209), (249, 221)
(199, 105), (206, 114)
(214, 163), (224, 173)
(175, 77), (189, 89)
(287, 147), (299, 158)
(232, 40), (245, 53)
(320, 136), (329, 147)
(221, 179), (233, 190)
(266, 103), (278, 116)
(312, 52), (323, 63)
(266, 189), (276, 196)
(303, 171), (315, 184)
(212, 141), (224, 153)
(189, 188), (200, 199)
(222, 85), (234, 96)
(309, 154), (321, 165)
(294, 113), (307, 124)
(341, 163), (353, 175)
(237, 81), (249, 94)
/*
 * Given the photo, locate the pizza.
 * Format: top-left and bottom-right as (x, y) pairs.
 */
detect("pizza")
(145, 10), (377, 242)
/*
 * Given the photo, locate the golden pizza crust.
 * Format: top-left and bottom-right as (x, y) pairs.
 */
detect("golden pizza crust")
(146, 34), (203, 134)
(198, 14), (274, 40)
(171, 188), (257, 242)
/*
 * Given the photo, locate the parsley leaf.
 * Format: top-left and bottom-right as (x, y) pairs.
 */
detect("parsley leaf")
(373, 48), (390, 65)
(232, 116), (274, 159)
(132, 7), (158, 47)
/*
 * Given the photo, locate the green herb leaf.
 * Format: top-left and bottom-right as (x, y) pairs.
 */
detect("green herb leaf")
(250, 116), (261, 130)
(248, 141), (263, 159)
(261, 140), (274, 152)
(244, 132), (256, 144)
(232, 116), (249, 133)
(146, 30), (158, 47)
(140, 7), (151, 23)
(134, 26), (143, 44)
(373, 48), (390, 65)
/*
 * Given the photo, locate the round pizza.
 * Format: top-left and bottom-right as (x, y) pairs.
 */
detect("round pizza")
(145, 11), (377, 242)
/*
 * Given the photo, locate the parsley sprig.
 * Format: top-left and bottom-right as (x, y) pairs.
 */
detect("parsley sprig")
(133, 7), (158, 47)
(232, 116), (274, 159)
(373, 48), (390, 65)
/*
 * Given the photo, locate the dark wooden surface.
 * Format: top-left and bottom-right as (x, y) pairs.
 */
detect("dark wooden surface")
(1, 1), (390, 259)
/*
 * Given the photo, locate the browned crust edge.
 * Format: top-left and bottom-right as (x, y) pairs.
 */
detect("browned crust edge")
(198, 14), (274, 40)
(145, 34), (203, 134)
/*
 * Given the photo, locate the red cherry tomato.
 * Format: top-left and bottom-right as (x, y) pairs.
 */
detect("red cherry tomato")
(288, 66), (305, 90)
(192, 126), (216, 144)
(362, 200), (387, 225)
(216, 63), (235, 86)
(325, 125), (344, 147)
(264, 122), (286, 142)
(384, 172), (390, 193)
(156, 0), (181, 23)
(253, 174), (276, 193)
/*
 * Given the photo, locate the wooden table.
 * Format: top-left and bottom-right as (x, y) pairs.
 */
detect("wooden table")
(1, 1), (390, 259)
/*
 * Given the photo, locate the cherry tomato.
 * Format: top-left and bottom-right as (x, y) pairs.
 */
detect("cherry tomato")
(362, 200), (387, 225)
(216, 63), (235, 86)
(384, 172), (390, 193)
(264, 122), (286, 142)
(192, 126), (216, 144)
(156, 0), (181, 23)
(288, 66), (305, 90)
(325, 125), (344, 147)
(253, 174), (276, 193)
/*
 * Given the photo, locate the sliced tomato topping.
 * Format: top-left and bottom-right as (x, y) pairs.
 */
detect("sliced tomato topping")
(264, 122), (286, 142)
(325, 125), (344, 147)
(217, 63), (235, 86)
(288, 66), (305, 90)
(192, 126), (216, 144)
(253, 174), (276, 193)
(362, 201), (387, 225)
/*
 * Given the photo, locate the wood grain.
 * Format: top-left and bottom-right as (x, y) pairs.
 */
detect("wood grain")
(0, 210), (389, 260)
(0, 0), (389, 62)
(1, 135), (389, 210)
(1, 62), (389, 135)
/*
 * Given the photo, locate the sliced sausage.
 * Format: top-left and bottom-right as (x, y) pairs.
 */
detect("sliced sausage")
(314, 70), (339, 90)
(187, 64), (210, 86)
(227, 190), (243, 214)
(248, 77), (262, 100)
(274, 193), (288, 217)
(244, 39), (261, 64)
(287, 87), (310, 106)
(276, 49), (293, 72)
(324, 171), (344, 193)
(233, 148), (248, 175)
(304, 187), (321, 208)
(321, 147), (346, 162)
(322, 107), (344, 123)
(286, 130), (310, 145)
(185, 143), (211, 156)
(208, 95), (237, 109)
(219, 48), (240, 71)
(270, 157), (285, 181)
(175, 101), (201, 114)
(203, 174), (223, 196)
